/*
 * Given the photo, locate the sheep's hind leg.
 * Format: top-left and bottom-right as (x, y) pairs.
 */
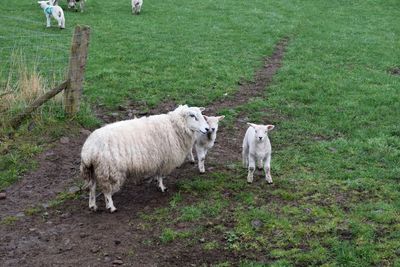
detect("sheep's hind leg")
(104, 192), (117, 213)
(264, 154), (273, 184)
(88, 181), (97, 211)
(156, 176), (167, 192)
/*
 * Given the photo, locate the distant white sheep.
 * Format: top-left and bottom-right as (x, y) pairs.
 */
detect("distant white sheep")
(38, 1), (65, 29)
(132, 0), (143, 14)
(49, 0), (85, 12)
(80, 105), (209, 212)
(242, 123), (275, 184)
(189, 115), (224, 173)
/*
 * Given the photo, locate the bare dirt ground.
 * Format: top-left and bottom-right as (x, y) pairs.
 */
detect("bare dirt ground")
(0, 38), (287, 266)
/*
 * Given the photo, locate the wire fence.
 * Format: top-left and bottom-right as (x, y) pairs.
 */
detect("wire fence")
(0, 15), (90, 126)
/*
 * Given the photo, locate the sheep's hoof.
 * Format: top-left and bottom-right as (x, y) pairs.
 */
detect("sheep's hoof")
(199, 170), (205, 174)
(266, 181), (273, 184)
(158, 187), (168, 193)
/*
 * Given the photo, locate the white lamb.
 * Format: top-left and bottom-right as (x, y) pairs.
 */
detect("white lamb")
(80, 105), (209, 212)
(132, 0), (143, 14)
(38, 1), (65, 29)
(242, 123), (275, 184)
(189, 115), (225, 173)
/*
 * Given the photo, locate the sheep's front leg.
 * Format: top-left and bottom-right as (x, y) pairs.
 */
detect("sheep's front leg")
(88, 181), (97, 211)
(264, 154), (273, 184)
(46, 14), (51, 27)
(196, 145), (207, 173)
(104, 192), (117, 212)
(156, 176), (167, 192)
(247, 156), (256, 184)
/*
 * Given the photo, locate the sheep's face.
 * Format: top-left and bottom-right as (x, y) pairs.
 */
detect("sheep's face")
(247, 123), (275, 142)
(185, 107), (209, 134)
(204, 115), (225, 133)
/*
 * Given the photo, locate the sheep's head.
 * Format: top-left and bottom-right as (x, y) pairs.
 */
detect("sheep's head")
(204, 115), (225, 133)
(176, 105), (209, 134)
(247, 123), (274, 142)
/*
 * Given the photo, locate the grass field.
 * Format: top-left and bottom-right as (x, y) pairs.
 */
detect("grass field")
(1, 0), (400, 265)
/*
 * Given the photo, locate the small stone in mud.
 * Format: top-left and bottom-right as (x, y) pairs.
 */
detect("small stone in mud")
(90, 246), (101, 253)
(0, 192), (6, 200)
(79, 233), (88, 238)
(80, 129), (91, 136)
(68, 185), (80, 194)
(251, 219), (263, 229)
(104, 256), (111, 263)
(113, 259), (124, 265)
(60, 137), (70, 144)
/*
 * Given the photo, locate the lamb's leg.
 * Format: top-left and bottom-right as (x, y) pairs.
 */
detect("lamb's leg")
(196, 145), (207, 173)
(46, 15), (51, 28)
(242, 143), (249, 168)
(88, 181), (97, 211)
(156, 176), (167, 192)
(264, 154), (273, 184)
(188, 147), (195, 164)
(104, 192), (117, 213)
(247, 157), (256, 184)
(80, 1), (84, 12)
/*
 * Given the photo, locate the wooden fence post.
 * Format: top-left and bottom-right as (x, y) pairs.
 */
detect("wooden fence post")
(64, 25), (90, 115)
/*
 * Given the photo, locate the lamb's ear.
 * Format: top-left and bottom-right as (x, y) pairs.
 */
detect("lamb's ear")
(247, 122), (256, 128)
(203, 115), (209, 121)
(266, 125), (275, 131)
(199, 107), (205, 112)
(217, 115), (225, 121)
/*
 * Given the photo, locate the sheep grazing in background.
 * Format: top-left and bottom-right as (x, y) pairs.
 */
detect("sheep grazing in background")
(242, 122), (275, 184)
(132, 0), (143, 15)
(189, 115), (225, 173)
(38, 1), (65, 29)
(80, 105), (209, 212)
(49, 0), (85, 12)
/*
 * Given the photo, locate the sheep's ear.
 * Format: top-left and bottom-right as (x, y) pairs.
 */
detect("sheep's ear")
(217, 115), (225, 121)
(199, 107), (205, 112)
(247, 122), (256, 128)
(266, 125), (275, 131)
(203, 115), (209, 121)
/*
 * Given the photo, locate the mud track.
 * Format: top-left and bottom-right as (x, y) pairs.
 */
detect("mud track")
(0, 38), (288, 266)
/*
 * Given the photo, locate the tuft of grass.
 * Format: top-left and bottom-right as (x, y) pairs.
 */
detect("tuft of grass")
(0, 216), (19, 225)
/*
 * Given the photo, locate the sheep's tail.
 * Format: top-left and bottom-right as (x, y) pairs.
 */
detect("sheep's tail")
(80, 160), (95, 190)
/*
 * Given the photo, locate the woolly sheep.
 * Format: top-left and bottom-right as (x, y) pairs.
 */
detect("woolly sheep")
(188, 115), (224, 173)
(80, 105), (210, 212)
(242, 122), (275, 184)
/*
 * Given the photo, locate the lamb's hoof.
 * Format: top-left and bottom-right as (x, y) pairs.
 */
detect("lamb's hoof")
(108, 207), (117, 213)
(89, 205), (98, 212)
(247, 180), (253, 184)
(158, 187), (168, 193)
(199, 170), (205, 174)
(266, 181), (273, 184)
(189, 160), (195, 164)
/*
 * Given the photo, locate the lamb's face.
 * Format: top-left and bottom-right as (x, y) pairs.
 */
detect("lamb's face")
(248, 123), (275, 142)
(185, 107), (209, 134)
(204, 115), (225, 133)
(38, 1), (48, 8)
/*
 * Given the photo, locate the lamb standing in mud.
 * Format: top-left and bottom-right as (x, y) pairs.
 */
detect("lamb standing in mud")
(189, 115), (224, 173)
(242, 122), (275, 184)
(80, 105), (209, 212)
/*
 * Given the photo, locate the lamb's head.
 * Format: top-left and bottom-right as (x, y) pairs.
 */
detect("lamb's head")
(174, 105), (209, 134)
(204, 115), (225, 134)
(38, 1), (48, 8)
(48, 0), (57, 5)
(247, 123), (274, 142)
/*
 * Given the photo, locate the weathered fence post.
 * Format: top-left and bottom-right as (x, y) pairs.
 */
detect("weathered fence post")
(64, 25), (90, 115)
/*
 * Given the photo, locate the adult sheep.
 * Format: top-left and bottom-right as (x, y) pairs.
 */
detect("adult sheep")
(80, 105), (209, 212)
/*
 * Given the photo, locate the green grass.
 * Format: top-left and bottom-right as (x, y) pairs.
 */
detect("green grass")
(1, 0), (400, 265)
